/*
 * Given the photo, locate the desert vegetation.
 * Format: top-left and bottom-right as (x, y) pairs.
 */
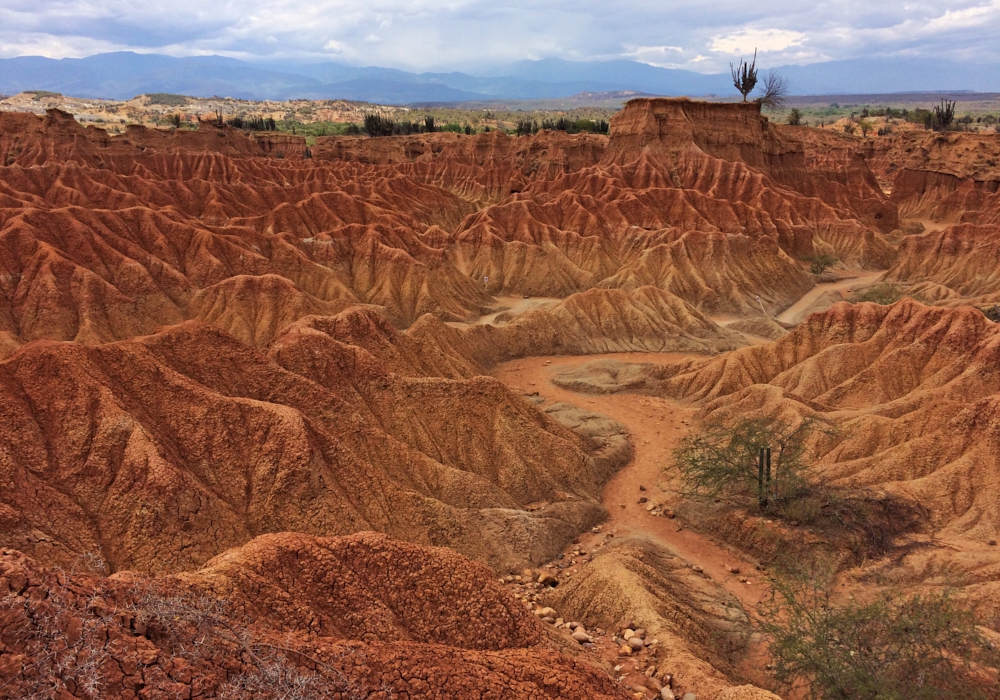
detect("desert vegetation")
(760, 568), (1000, 700)
(672, 415), (814, 510)
(805, 253), (837, 274)
(731, 50), (759, 102)
(852, 282), (907, 305)
(757, 71), (789, 112)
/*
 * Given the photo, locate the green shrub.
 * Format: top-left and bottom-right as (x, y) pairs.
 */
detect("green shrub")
(363, 112), (395, 138)
(225, 115), (277, 131)
(760, 574), (1000, 700)
(146, 93), (188, 107)
(515, 119), (537, 136)
(806, 253), (837, 274)
(788, 108), (803, 126)
(27, 90), (61, 101)
(853, 282), (905, 305)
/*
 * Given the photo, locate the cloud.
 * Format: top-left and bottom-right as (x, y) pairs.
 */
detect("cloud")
(709, 28), (806, 55)
(0, 0), (998, 72)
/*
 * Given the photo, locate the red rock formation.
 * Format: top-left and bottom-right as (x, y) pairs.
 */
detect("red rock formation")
(0, 318), (622, 575)
(0, 101), (898, 355)
(0, 533), (628, 699)
(885, 223), (1000, 303)
(870, 130), (1000, 222)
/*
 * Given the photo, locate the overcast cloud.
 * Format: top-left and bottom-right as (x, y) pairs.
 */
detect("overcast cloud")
(1, 0), (999, 71)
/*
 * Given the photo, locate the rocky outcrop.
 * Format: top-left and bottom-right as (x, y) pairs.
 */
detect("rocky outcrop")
(0, 534), (629, 699)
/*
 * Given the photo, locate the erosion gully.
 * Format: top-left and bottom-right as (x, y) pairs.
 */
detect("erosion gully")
(493, 352), (768, 611)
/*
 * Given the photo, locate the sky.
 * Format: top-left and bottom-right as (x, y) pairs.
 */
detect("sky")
(2, 0), (1000, 72)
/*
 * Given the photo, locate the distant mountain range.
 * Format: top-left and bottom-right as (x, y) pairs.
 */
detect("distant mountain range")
(1, 52), (998, 104)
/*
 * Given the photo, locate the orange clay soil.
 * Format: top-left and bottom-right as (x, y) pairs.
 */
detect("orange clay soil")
(495, 352), (770, 610)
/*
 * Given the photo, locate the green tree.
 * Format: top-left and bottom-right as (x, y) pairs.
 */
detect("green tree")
(806, 253), (837, 275)
(671, 415), (813, 509)
(788, 108), (803, 126)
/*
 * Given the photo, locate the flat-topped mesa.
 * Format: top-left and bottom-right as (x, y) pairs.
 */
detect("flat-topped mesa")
(603, 97), (794, 167)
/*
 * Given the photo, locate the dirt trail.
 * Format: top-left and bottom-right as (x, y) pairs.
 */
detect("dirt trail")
(775, 270), (884, 324)
(912, 218), (951, 233)
(450, 295), (562, 327)
(494, 352), (769, 610)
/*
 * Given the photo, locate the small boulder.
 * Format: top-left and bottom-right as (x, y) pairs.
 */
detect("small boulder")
(629, 636), (644, 651)
(571, 629), (591, 643)
(660, 690), (675, 700)
(537, 572), (559, 587)
(623, 629), (635, 640)
(682, 694), (697, 700)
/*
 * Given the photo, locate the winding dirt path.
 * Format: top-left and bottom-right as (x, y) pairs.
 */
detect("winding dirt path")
(494, 352), (769, 610)
(776, 270), (884, 324)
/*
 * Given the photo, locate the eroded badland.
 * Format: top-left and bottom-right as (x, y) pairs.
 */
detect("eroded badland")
(1, 98), (999, 699)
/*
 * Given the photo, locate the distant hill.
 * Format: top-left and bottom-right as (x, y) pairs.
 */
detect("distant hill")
(0, 52), (998, 104)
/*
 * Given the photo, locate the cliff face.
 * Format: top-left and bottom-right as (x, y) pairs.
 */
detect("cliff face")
(869, 130), (1000, 221)
(604, 98), (790, 167)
